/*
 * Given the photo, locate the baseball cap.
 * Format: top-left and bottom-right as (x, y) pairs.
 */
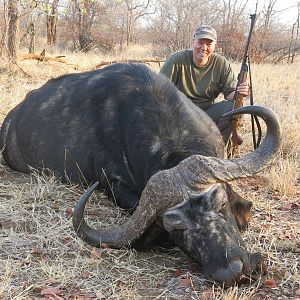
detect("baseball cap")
(193, 25), (217, 42)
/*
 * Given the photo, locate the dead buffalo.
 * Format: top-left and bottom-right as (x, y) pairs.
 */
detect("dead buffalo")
(0, 63), (281, 286)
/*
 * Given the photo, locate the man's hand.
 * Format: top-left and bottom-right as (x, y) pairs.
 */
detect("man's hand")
(237, 82), (249, 96)
(226, 82), (249, 100)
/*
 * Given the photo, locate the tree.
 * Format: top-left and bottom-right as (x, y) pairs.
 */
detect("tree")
(255, 0), (278, 61)
(0, 0), (8, 56)
(0, 0), (299, 63)
(251, 0), (300, 63)
(7, 0), (19, 58)
(218, 0), (248, 60)
(123, 0), (154, 45)
(77, 0), (96, 51)
(287, 2), (299, 63)
(149, 0), (219, 54)
(27, 21), (35, 52)
(46, 0), (59, 45)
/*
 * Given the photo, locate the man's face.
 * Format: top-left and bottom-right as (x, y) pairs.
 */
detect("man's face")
(192, 38), (216, 66)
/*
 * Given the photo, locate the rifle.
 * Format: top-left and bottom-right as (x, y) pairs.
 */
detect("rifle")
(230, 14), (256, 157)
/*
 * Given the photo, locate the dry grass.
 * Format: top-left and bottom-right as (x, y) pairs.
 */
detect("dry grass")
(235, 63), (300, 197)
(0, 50), (299, 299)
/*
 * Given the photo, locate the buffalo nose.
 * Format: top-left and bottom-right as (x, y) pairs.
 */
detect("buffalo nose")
(211, 259), (243, 286)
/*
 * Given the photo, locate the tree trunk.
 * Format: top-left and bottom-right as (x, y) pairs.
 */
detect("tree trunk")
(47, 0), (59, 45)
(291, 3), (300, 63)
(7, 0), (19, 58)
(0, 0), (7, 57)
(28, 22), (35, 53)
(77, 0), (96, 51)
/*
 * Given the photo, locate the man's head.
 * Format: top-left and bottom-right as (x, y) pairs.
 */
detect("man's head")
(192, 25), (217, 66)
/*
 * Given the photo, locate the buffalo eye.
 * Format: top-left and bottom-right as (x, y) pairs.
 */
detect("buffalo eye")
(221, 202), (227, 208)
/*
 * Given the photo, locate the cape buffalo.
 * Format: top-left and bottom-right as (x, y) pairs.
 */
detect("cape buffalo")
(0, 63), (281, 286)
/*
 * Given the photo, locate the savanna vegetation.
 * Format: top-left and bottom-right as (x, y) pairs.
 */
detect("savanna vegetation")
(0, 0), (299, 63)
(0, 0), (299, 299)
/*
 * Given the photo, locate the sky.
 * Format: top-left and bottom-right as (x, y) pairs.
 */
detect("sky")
(248, 0), (299, 25)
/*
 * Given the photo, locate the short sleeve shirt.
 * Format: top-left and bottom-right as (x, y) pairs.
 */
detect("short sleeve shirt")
(159, 50), (237, 110)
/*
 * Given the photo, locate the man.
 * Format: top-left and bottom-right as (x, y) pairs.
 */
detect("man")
(160, 25), (249, 143)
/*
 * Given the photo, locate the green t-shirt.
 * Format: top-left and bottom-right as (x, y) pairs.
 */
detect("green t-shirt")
(159, 50), (237, 110)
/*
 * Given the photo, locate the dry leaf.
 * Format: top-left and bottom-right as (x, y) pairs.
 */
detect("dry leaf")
(263, 278), (277, 288)
(66, 207), (73, 214)
(178, 277), (191, 287)
(116, 279), (126, 288)
(31, 247), (44, 255)
(200, 289), (213, 300)
(41, 287), (60, 296)
(280, 204), (293, 211)
(265, 215), (275, 221)
(174, 269), (182, 277)
(81, 271), (90, 279)
(22, 280), (30, 288)
(100, 242), (109, 249)
(284, 271), (291, 279)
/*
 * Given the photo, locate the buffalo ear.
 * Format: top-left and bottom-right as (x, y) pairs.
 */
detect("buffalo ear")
(162, 209), (189, 232)
(225, 183), (253, 231)
(233, 199), (253, 232)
